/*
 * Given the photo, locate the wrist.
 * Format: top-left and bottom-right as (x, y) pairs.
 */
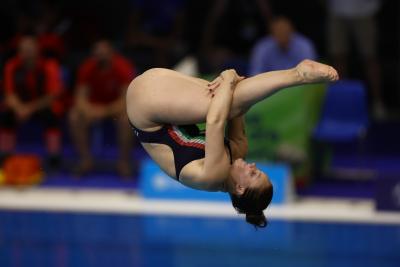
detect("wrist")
(292, 67), (304, 84)
(220, 78), (236, 89)
(206, 116), (226, 127)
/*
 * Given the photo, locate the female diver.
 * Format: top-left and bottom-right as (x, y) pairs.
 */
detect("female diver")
(126, 59), (339, 227)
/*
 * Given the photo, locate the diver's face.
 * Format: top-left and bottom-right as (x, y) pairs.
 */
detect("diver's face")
(230, 158), (270, 193)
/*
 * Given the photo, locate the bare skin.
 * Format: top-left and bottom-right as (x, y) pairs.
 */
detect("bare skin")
(126, 59), (338, 191)
(127, 60), (337, 129)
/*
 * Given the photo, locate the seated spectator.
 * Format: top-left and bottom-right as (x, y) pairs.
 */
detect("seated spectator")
(69, 40), (136, 177)
(0, 36), (64, 168)
(249, 16), (317, 75)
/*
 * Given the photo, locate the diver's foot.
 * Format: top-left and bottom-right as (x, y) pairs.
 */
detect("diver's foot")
(295, 59), (339, 84)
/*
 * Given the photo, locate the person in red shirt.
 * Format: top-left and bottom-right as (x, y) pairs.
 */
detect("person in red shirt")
(0, 36), (63, 167)
(69, 40), (136, 177)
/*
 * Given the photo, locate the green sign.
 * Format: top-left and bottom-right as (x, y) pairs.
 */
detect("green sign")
(245, 84), (327, 176)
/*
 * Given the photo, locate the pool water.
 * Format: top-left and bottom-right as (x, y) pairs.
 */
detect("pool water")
(0, 210), (399, 267)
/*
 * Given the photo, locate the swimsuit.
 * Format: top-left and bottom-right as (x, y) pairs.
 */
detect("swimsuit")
(130, 123), (232, 179)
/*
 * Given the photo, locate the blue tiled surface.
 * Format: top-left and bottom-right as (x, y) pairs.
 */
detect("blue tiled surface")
(0, 210), (399, 267)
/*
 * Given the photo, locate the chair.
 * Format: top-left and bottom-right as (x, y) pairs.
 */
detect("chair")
(313, 80), (369, 142)
(312, 80), (370, 179)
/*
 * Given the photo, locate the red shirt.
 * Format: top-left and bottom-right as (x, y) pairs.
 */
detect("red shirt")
(4, 56), (63, 100)
(3, 56), (64, 114)
(77, 54), (135, 104)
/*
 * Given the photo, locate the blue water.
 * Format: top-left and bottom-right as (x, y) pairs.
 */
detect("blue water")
(0, 210), (399, 267)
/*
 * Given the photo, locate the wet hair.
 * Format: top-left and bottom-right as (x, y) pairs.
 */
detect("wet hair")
(229, 184), (273, 228)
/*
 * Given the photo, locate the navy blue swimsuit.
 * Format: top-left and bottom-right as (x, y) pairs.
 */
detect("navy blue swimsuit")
(130, 123), (232, 179)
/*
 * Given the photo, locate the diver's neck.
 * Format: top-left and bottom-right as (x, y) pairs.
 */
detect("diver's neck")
(220, 172), (235, 193)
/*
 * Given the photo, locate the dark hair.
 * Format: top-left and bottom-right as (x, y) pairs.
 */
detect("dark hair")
(229, 184), (273, 228)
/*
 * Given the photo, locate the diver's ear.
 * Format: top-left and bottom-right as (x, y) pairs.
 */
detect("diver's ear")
(235, 184), (246, 196)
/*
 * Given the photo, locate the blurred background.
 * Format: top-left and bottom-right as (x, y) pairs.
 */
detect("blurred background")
(0, 0), (399, 267)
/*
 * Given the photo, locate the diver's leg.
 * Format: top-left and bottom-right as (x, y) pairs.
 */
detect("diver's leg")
(229, 60), (339, 116)
(127, 60), (338, 129)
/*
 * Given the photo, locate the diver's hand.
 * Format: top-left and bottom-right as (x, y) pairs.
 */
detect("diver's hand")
(207, 69), (245, 91)
(220, 69), (245, 86)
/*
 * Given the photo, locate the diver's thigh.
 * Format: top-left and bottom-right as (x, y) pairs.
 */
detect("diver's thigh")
(127, 71), (212, 129)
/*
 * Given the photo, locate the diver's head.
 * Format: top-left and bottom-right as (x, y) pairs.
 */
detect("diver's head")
(227, 158), (273, 228)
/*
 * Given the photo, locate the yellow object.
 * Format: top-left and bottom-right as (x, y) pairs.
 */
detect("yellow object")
(0, 169), (4, 184)
(3, 155), (43, 186)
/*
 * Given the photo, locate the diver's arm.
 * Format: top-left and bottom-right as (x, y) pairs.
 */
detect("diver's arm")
(189, 70), (240, 190)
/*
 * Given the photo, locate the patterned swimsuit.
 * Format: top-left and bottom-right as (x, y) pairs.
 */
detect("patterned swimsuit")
(130, 123), (231, 180)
